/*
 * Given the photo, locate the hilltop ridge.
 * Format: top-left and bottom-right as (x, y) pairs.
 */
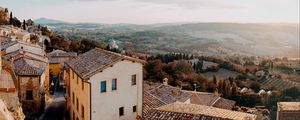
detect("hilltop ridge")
(34, 18), (68, 24)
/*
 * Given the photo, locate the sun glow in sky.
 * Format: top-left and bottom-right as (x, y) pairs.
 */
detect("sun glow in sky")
(1, 0), (299, 24)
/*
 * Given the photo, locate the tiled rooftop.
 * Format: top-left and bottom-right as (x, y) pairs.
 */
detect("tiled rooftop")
(144, 84), (236, 113)
(212, 97), (236, 110)
(278, 102), (300, 111)
(188, 91), (220, 106)
(155, 102), (257, 120)
(0, 38), (17, 50)
(147, 85), (191, 104)
(48, 50), (77, 57)
(143, 91), (168, 115)
(67, 48), (144, 79)
(144, 109), (218, 120)
(5, 50), (47, 62)
(188, 91), (236, 109)
(13, 57), (47, 76)
(48, 50), (77, 63)
(1, 39), (42, 50)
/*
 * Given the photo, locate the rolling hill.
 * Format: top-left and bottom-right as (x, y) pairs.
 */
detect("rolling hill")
(37, 19), (299, 57)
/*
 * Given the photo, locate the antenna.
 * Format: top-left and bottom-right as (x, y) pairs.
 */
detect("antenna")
(193, 84), (199, 91)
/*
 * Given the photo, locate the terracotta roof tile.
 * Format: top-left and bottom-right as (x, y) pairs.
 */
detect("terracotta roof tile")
(189, 92), (220, 106)
(67, 48), (145, 79)
(187, 91), (235, 110)
(0, 38), (17, 50)
(278, 102), (300, 111)
(145, 85), (236, 111)
(48, 50), (77, 57)
(143, 91), (167, 115)
(144, 109), (214, 120)
(152, 102), (257, 120)
(5, 50), (47, 62)
(147, 85), (191, 104)
(212, 98), (236, 110)
(13, 57), (47, 76)
(48, 50), (77, 63)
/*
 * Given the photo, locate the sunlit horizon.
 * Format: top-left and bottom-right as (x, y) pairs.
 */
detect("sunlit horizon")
(1, 0), (299, 24)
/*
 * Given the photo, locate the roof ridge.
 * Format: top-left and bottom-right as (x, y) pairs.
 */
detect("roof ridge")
(182, 90), (214, 95)
(210, 97), (221, 106)
(95, 47), (122, 57)
(14, 55), (47, 63)
(15, 40), (43, 48)
(95, 48), (146, 64)
(68, 48), (144, 80)
(157, 102), (257, 119)
(150, 84), (163, 91)
(194, 93), (202, 104)
(147, 84), (182, 93)
(6, 49), (45, 57)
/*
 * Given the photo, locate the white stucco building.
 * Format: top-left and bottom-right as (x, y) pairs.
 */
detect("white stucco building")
(3, 40), (44, 55)
(65, 48), (145, 120)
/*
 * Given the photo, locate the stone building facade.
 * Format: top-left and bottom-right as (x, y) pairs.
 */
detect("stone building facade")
(277, 102), (300, 120)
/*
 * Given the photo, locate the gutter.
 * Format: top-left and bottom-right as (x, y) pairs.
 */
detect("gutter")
(83, 79), (92, 120)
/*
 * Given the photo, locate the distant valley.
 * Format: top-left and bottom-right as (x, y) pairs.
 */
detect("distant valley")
(35, 18), (300, 57)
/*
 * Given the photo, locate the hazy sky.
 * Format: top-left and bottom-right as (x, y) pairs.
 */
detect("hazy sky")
(1, 0), (299, 24)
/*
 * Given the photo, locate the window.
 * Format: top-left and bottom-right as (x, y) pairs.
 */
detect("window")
(82, 80), (84, 90)
(131, 74), (137, 85)
(81, 105), (84, 119)
(72, 92), (75, 104)
(77, 77), (79, 84)
(133, 106), (137, 112)
(76, 97), (79, 110)
(73, 111), (75, 120)
(112, 79), (117, 91)
(119, 107), (124, 116)
(26, 90), (33, 100)
(100, 81), (106, 93)
(68, 81), (71, 97)
(72, 71), (74, 79)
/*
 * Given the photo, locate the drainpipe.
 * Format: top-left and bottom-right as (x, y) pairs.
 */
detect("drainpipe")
(136, 74), (139, 120)
(83, 80), (92, 120)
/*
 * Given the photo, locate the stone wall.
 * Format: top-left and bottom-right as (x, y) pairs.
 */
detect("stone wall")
(0, 92), (25, 120)
(18, 76), (41, 110)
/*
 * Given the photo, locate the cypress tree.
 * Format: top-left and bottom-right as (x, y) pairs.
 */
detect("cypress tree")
(9, 12), (12, 25)
(231, 81), (238, 97)
(218, 80), (224, 95)
(23, 20), (26, 30)
(224, 80), (232, 98)
(213, 75), (217, 85)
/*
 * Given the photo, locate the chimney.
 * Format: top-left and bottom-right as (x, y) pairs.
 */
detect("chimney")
(163, 78), (168, 86)
(20, 49), (25, 55)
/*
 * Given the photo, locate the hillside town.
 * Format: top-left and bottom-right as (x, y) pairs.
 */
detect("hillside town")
(0, 5), (300, 120)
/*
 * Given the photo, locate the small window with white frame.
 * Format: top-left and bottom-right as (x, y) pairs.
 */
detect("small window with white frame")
(112, 78), (117, 90)
(100, 81), (106, 93)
